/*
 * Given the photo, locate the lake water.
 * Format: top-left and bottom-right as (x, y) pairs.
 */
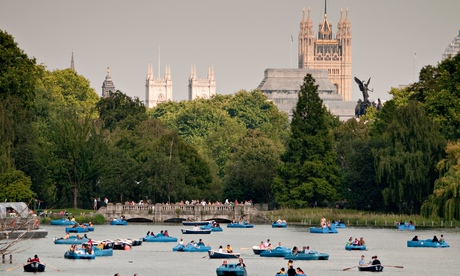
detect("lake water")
(1, 223), (459, 276)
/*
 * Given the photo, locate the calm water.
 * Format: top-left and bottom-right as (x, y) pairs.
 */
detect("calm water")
(1, 223), (459, 276)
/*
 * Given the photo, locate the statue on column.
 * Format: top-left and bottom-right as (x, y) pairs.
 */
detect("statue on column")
(354, 77), (374, 117)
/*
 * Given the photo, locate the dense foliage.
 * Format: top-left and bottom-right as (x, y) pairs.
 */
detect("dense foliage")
(2, 29), (460, 219)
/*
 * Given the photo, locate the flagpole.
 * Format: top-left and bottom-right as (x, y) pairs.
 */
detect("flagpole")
(290, 34), (293, 68)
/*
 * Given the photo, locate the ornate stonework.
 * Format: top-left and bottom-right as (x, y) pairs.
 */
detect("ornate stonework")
(298, 7), (352, 101)
(101, 66), (116, 97)
(145, 64), (173, 108)
(188, 65), (216, 100)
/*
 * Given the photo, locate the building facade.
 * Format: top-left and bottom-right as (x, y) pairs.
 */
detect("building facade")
(145, 64), (173, 108)
(257, 68), (355, 121)
(188, 65), (216, 100)
(101, 67), (116, 97)
(298, 7), (352, 101)
(442, 30), (460, 60)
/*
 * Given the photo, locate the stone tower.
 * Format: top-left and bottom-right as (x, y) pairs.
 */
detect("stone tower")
(145, 64), (173, 108)
(101, 66), (116, 97)
(188, 65), (216, 100)
(298, 4), (352, 101)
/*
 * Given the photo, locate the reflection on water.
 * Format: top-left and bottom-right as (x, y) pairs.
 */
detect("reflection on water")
(2, 223), (459, 276)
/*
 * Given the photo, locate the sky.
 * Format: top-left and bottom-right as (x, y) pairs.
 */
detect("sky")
(1, 0), (460, 103)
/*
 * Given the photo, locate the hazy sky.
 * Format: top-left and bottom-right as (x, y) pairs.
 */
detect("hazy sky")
(2, 1), (460, 102)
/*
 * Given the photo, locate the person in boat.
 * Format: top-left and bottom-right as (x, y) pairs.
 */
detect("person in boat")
(197, 239), (205, 246)
(412, 235), (419, 241)
(432, 235), (439, 243)
(370, 256), (381, 266)
(346, 237), (353, 246)
(164, 230), (169, 237)
(160, 230), (164, 235)
(353, 238), (359, 245)
(359, 255), (366, 266)
(64, 232), (70, 239)
(320, 216), (326, 227)
(259, 241), (266, 249)
(221, 260), (228, 266)
(193, 224), (200, 230)
(276, 242), (283, 249)
(69, 244), (77, 252)
(276, 218), (283, 224)
(30, 255), (39, 263)
(77, 234), (82, 240)
(287, 265), (296, 276)
(236, 258), (246, 268)
(291, 246), (298, 255)
(439, 234), (445, 243)
(296, 267), (305, 275)
(303, 246), (312, 254)
(276, 267), (286, 275)
(226, 244), (233, 253)
(218, 245), (224, 252)
(265, 239), (271, 247)
(358, 237), (365, 246)
(287, 259), (293, 268)
(189, 240), (198, 248)
(96, 242), (104, 249)
(409, 220), (414, 226)
(179, 238), (184, 245)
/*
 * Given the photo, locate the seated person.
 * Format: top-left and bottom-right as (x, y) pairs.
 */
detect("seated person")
(218, 245), (224, 253)
(291, 246), (298, 255)
(226, 244), (233, 253)
(359, 255), (366, 266)
(96, 242), (104, 249)
(371, 256), (381, 265)
(276, 267), (286, 275)
(30, 255), (39, 262)
(412, 235), (419, 241)
(432, 235), (439, 243)
(164, 230), (169, 237)
(346, 237), (353, 246)
(196, 239), (205, 246)
(236, 258), (246, 268)
(193, 225), (200, 230)
(296, 267), (305, 275)
(358, 237), (365, 246)
(439, 234), (445, 243)
(221, 260), (228, 266)
(259, 241), (266, 249)
(64, 232), (70, 239)
(179, 238), (184, 245)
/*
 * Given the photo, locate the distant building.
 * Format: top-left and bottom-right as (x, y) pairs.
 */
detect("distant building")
(101, 67), (116, 97)
(188, 65), (216, 100)
(257, 68), (355, 121)
(145, 64), (173, 108)
(442, 30), (460, 60)
(298, 6), (352, 101)
(70, 51), (75, 71)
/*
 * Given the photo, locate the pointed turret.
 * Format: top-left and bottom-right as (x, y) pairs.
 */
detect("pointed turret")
(101, 66), (115, 97)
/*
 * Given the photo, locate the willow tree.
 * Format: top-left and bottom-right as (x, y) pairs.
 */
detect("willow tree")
(372, 101), (445, 214)
(273, 74), (341, 208)
(421, 141), (460, 220)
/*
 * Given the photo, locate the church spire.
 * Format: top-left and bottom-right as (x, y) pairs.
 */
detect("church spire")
(70, 51), (75, 71)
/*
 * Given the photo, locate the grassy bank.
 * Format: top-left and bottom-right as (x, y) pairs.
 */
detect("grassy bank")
(40, 208), (105, 224)
(265, 208), (460, 228)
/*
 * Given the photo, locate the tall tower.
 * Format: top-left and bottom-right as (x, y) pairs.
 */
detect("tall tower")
(145, 64), (173, 108)
(188, 65), (216, 100)
(70, 51), (75, 71)
(298, 3), (352, 101)
(101, 66), (116, 97)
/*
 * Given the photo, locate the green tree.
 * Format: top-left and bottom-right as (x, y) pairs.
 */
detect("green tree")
(96, 90), (147, 131)
(0, 170), (36, 202)
(273, 74), (341, 208)
(223, 130), (283, 204)
(421, 141), (460, 220)
(334, 119), (383, 210)
(372, 101), (445, 214)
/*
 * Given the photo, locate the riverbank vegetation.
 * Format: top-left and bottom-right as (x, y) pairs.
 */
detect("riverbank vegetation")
(2, 29), (460, 221)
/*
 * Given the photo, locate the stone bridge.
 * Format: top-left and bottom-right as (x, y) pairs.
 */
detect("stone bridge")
(97, 203), (268, 223)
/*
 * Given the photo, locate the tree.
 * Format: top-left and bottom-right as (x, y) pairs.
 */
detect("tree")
(223, 130), (283, 204)
(0, 170), (36, 202)
(273, 74), (341, 208)
(421, 141), (460, 220)
(372, 101), (445, 214)
(96, 90), (147, 131)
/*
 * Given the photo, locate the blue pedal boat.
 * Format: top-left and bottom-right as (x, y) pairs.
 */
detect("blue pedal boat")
(54, 236), (88, 245)
(345, 244), (366, 250)
(201, 224), (223, 232)
(227, 222), (254, 228)
(93, 247), (113, 256)
(172, 243), (211, 252)
(309, 226), (338, 234)
(284, 251), (329, 260)
(272, 221), (287, 228)
(142, 234), (178, 242)
(50, 218), (76, 226)
(110, 218), (127, 225)
(407, 239), (450, 248)
(64, 250), (95, 259)
(397, 223), (415, 231)
(65, 227), (89, 233)
(216, 264), (247, 276)
(260, 246), (291, 257)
